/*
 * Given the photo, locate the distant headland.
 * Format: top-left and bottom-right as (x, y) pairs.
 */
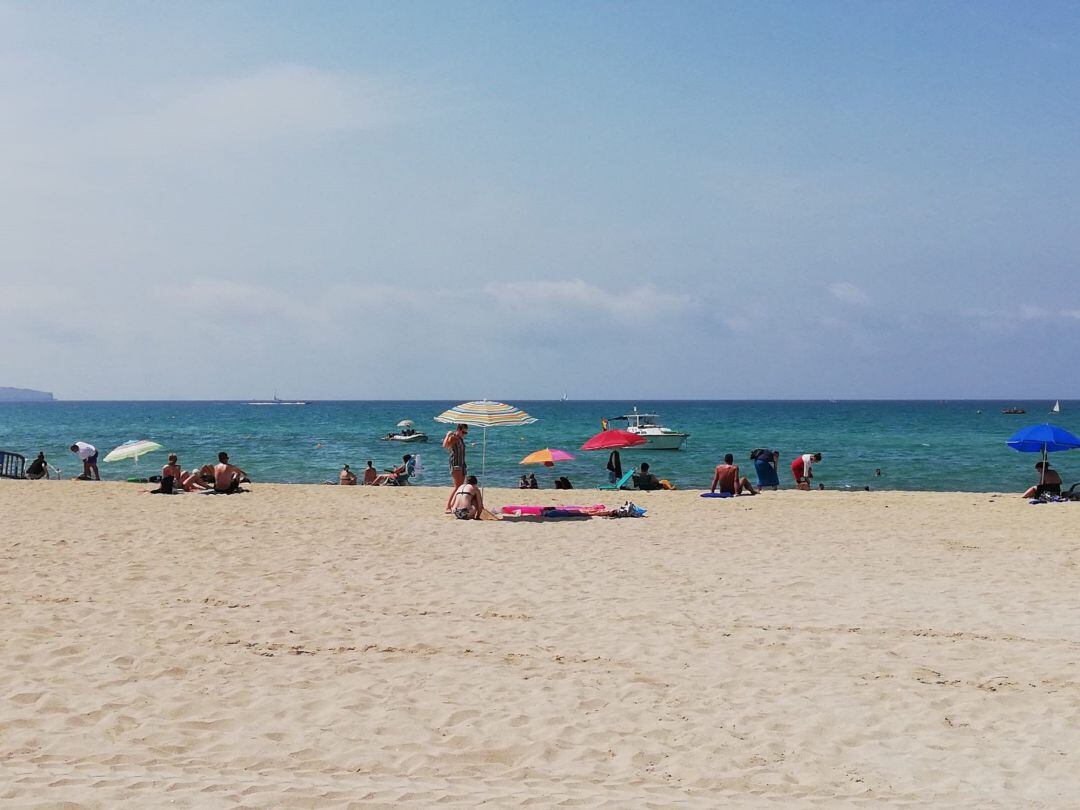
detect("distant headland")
(0, 387), (55, 402)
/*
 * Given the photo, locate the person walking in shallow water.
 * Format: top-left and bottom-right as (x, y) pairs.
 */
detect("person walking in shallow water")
(443, 424), (469, 512)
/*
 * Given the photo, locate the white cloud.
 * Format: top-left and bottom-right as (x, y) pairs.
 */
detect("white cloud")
(827, 281), (871, 306)
(483, 279), (691, 320)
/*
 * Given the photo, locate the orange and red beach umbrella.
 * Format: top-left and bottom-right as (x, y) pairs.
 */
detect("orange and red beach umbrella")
(520, 448), (575, 467)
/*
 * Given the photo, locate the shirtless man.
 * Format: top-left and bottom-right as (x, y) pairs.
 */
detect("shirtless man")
(213, 451), (248, 493)
(450, 475), (484, 520)
(711, 453), (757, 495)
(443, 424), (469, 511)
(339, 464), (357, 485)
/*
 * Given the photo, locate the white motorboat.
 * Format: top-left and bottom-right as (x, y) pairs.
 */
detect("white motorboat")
(248, 393), (307, 406)
(609, 408), (689, 450)
(382, 419), (428, 443)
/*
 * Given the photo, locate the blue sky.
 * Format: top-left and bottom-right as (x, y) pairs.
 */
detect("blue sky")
(1, 1), (1078, 399)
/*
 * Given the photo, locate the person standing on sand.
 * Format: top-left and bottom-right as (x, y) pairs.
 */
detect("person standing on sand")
(791, 452), (822, 490)
(70, 441), (99, 480)
(711, 453), (757, 495)
(443, 424), (469, 511)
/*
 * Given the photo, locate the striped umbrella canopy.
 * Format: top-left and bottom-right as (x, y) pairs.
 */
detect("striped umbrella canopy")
(103, 439), (163, 464)
(434, 401), (537, 483)
(434, 400), (537, 428)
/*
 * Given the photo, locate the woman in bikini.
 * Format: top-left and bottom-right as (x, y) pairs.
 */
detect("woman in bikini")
(450, 475), (483, 520)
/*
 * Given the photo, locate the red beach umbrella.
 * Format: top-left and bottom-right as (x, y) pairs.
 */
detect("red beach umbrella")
(580, 429), (646, 451)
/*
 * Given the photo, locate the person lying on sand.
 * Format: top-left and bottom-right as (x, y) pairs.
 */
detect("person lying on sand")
(181, 467), (211, 491)
(711, 454), (756, 496)
(450, 475), (484, 520)
(1022, 461), (1062, 499)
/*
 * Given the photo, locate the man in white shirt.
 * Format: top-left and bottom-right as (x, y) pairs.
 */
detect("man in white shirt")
(69, 441), (100, 480)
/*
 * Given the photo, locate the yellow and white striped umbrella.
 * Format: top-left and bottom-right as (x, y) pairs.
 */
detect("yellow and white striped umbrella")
(103, 439), (163, 463)
(434, 401), (536, 482)
(433, 400), (536, 427)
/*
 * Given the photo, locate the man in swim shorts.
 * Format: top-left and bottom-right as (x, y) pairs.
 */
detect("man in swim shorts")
(213, 451), (249, 493)
(70, 441), (100, 480)
(711, 453), (757, 495)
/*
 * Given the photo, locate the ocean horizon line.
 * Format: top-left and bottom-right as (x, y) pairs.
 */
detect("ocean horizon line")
(1, 398), (1072, 405)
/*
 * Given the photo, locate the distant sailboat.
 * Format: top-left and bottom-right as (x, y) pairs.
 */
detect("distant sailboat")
(1051, 400), (1061, 414)
(561, 392), (568, 403)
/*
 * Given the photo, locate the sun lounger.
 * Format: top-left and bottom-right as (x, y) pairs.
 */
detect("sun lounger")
(599, 470), (634, 490)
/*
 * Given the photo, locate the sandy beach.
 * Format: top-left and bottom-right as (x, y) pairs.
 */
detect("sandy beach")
(1, 480), (1078, 807)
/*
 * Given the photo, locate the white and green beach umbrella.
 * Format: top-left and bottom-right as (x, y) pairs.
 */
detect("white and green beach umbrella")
(434, 400), (537, 481)
(103, 439), (163, 465)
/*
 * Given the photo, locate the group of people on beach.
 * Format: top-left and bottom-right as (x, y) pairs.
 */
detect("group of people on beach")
(337, 454), (415, 486)
(151, 451), (250, 494)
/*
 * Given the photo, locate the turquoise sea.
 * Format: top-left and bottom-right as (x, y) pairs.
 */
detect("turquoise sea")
(1, 400), (1076, 492)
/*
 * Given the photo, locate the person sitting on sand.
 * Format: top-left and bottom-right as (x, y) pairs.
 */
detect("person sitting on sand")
(339, 464), (357, 486)
(711, 453), (757, 496)
(518, 473), (530, 489)
(149, 453), (183, 493)
(791, 452), (822, 490)
(527, 473), (538, 489)
(162, 454), (182, 483)
(213, 451), (248, 493)
(362, 460), (377, 485)
(70, 441), (100, 480)
(1022, 461), (1062, 499)
(450, 475), (484, 520)
(25, 451), (48, 480)
(554, 476), (574, 490)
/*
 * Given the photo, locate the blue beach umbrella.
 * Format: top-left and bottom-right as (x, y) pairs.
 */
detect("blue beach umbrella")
(1006, 423), (1080, 483)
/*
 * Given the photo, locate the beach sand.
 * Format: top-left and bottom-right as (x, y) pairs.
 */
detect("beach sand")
(1, 480), (1078, 807)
